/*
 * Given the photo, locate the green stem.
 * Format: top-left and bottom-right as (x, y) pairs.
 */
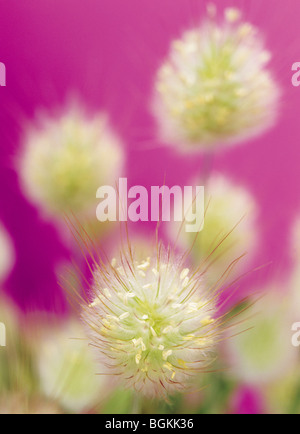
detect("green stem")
(131, 392), (141, 414)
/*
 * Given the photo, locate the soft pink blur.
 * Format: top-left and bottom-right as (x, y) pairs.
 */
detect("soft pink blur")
(230, 385), (265, 414)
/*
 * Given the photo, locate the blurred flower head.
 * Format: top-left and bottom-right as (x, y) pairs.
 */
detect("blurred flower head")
(153, 5), (280, 151)
(81, 244), (221, 398)
(224, 289), (298, 385)
(171, 173), (258, 282)
(19, 106), (124, 220)
(36, 320), (105, 412)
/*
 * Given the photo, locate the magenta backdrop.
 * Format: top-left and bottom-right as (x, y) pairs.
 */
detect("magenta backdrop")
(0, 0), (300, 312)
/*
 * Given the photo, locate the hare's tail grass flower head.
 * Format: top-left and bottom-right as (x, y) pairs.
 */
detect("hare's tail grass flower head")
(66, 224), (245, 400)
(224, 289), (299, 385)
(152, 5), (280, 152)
(171, 173), (258, 284)
(82, 250), (218, 398)
(18, 105), (124, 220)
(36, 320), (105, 413)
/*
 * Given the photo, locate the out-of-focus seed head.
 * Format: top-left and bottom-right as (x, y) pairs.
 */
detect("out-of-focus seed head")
(224, 290), (298, 385)
(153, 6), (280, 151)
(19, 107), (123, 219)
(37, 321), (105, 412)
(171, 173), (258, 283)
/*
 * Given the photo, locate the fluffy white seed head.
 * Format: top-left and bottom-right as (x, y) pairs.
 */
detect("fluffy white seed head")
(224, 290), (298, 384)
(82, 248), (219, 398)
(153, 6), (280, 151)
(19, 107), (123, 219)
(36, 321), (104, 412)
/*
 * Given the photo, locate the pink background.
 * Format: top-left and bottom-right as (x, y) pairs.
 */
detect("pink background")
(0, 0), (300, 312)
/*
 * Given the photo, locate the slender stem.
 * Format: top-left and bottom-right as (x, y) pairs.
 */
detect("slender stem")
(197, 151), (215, 252)
(131, 392), (141, 414)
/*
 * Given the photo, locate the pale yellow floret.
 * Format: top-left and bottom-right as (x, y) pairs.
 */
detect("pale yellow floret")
(182, 277), (190, 288)
(177, 359), (187, 368)
(152, 268), (159, 277)
(135, 353), (142, 365)
(137, 261), (151, 271)
(238, 23), (254, 37)
(103, 288), (111, 298)
(162, 350), (173, 361)
(162, 326), (174, 334)
(150, 327), (157, 337)
(163, 363), (176, 380)
(225, 8), (241, 23)
(180, 268), (190, 280)
(89, 298), (101, 308)
(183, 334), (195, 341)
(201, 316), (214, 326)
